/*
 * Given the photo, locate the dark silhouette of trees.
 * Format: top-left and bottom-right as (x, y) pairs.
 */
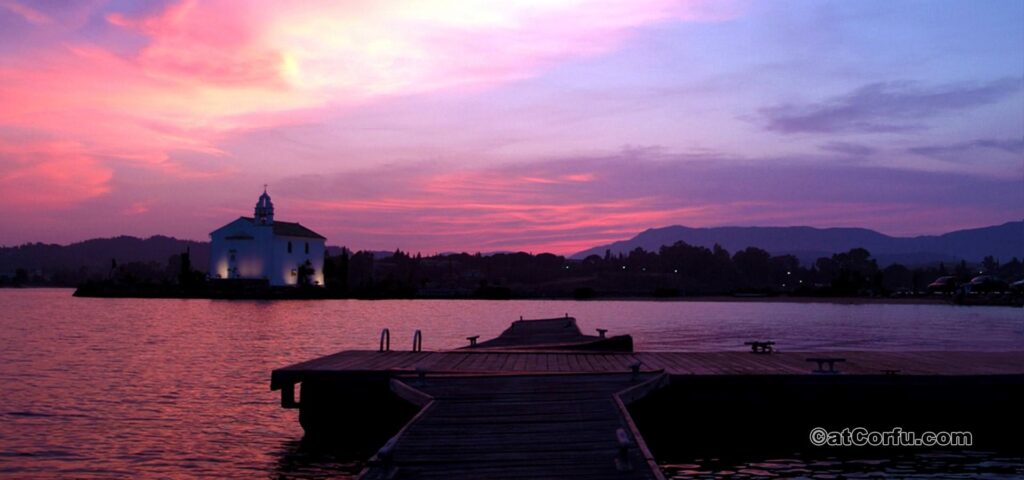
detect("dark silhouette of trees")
(5, 237), (1016, 302)
(312, 242), (962, 298)
(882, 264), (913, 293)
(297, 260), (315, 286)
(813, 248), (880, 295)
(176, 248), (204, 288)
(14, 268), (28, 285)
(981, 256), (999, 273)
(322, 248), (349, 292)
(733, 247), (772, 289)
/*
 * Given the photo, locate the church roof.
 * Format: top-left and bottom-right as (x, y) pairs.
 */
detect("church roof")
(240, 217), (327, 239)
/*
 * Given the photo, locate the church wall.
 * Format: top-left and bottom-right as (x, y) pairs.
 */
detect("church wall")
(270, 235), (326, 286)
(209, 219), (269, 280)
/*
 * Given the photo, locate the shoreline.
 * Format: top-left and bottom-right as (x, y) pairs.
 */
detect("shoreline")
(7, 285), (1010, 307)
(596, 295), (954, 305)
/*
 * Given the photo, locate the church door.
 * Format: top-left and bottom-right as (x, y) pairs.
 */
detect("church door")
(228, 249), (238, 279)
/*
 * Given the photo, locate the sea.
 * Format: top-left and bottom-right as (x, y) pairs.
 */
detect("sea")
(1, 289), (1021, 478)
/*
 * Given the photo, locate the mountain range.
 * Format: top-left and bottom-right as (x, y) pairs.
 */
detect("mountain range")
(2, 221), (1020, 275)
(571, 221), (1023, 266)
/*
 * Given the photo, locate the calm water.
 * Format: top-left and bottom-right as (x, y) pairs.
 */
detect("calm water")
(662, 452), (1024, 479)
(0, 289), (1021, 478)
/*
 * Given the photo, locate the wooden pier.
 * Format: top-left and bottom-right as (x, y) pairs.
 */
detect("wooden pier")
(270, 317), (1024, 479)
(271, 349), (1024, 383)
(361, 372), (667, 479)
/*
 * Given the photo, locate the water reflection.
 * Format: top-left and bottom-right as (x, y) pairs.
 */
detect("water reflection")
(663, 451), (1024, 479)
(0, 289), (1021, 478)
(272, 438), (367, 480)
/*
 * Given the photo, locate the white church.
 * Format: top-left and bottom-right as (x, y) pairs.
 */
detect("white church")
(209, 189), (327, 287)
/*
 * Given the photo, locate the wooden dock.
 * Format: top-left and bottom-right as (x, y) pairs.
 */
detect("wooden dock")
(272, 349), (1024, 383)
(362, 373), (667, 479)
(270, 317), (1024, 479)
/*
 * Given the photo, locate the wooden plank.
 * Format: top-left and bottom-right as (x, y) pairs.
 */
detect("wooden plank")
(390, 378), (433, 408)
(578, 352), (600, 372)
(511, 351), (530, 372)
(496, 352), (514, 372)
(711, 351), (774, 373)
(276, 351), (1024, 382)
(661, 352), (708, 374)
(895, 352), (967, 374)
(591, 353), (619, 373)
(359, 373), (663, 480)
(456, 351), (485, 372)
(613, 375), (669, 480)
(554, 352), (572, 372)
(444, 352), (475, 371)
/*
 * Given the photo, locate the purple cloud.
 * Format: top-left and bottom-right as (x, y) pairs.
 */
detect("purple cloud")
(818, 141), (876, 156)
(761, 78), (1022, 134)
(262, 148), (1024, 253)
(909, 137), (1024, 159)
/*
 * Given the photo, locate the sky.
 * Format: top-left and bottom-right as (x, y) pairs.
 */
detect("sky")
(0, 0), (1021, 255)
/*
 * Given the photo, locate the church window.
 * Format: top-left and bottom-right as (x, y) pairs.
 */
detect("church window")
(305, 242), (309, 254)
(287, 241), (292, 253)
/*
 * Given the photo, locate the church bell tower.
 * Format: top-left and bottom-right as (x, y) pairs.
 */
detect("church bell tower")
(254, 186), (274, 225)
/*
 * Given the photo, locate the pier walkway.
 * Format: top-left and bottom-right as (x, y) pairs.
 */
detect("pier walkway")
(362, 372), (667, 479)
(272, 350), (1024, 387)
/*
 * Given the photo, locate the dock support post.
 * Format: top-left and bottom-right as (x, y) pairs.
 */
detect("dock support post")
(379, 328), (390, 352)
(615, 428), (634, 471)
(629, 361), (642, 381)
(412, 330), (422, 352)
(281, 382), (299, 408)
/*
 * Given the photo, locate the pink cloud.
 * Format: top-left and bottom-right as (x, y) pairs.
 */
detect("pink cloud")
(277, 165), (743, 253)
(106, 0), (285, 87)
(0, 140), (113, 208)
(122, 202), (151, 215)
(261, 152), (1022, 254)
(0, 0), (738, 223)
(97, 0), (739, 98)
(0, 0), (50, 25)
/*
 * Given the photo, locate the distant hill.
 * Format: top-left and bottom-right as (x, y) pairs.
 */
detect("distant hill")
(0, 236), (212, 274)
(571, 221), (1024, 266)
(4, 221), (1021, 277)
(0, 237), (376, 276)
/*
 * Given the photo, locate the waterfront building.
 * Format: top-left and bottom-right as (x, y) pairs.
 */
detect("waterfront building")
(209, 189), (326, 286)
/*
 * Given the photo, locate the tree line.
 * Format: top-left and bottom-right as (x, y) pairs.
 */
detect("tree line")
(318, 242), (1022, 298)
(10, 240), (1021, 300)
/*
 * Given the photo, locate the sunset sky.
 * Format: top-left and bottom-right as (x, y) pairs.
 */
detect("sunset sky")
(0, 0), (1021, 254)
